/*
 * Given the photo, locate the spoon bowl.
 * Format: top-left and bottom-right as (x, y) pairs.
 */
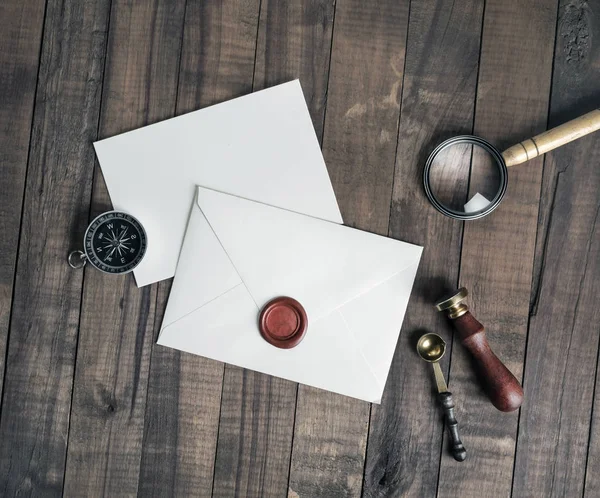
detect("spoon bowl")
(417, 333), (446, 363)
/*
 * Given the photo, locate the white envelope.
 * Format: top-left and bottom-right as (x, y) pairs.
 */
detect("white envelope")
(93, 80), (342, 287)
(157, 187), (423, 403)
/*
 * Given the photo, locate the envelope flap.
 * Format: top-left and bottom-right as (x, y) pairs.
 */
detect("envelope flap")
(160, 202), (244, 331)
(339, 261), (420, 388)
(158, 283), (384, 403)
(196, 187), (423, 322)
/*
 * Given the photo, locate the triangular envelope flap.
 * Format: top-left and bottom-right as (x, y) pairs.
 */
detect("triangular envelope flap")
(338, 260), (420, 387)
(158, 282), (382, 402)
(196, 187), (422, 321)
(160, 204), (243, 332)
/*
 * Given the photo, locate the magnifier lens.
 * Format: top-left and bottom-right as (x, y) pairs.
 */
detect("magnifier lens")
(427, 140), (505, 218)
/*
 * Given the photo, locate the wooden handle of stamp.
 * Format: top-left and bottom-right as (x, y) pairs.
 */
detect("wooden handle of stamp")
(502, 108), (600, 167)
(452, 312), (523, 412)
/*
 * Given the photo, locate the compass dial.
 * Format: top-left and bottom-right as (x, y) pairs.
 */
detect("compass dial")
(84, 211), (147, 274)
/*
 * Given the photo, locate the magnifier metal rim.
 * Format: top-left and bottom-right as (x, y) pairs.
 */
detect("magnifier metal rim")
(423, 135), (508, 220)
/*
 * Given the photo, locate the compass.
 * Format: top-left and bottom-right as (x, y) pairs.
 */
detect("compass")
(68, 211), (147, 274)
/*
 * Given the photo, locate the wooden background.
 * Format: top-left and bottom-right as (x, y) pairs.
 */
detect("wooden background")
(1, 0), (599, 496)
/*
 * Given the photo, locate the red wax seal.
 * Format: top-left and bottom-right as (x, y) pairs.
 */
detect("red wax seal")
(259, 297), (308, 349)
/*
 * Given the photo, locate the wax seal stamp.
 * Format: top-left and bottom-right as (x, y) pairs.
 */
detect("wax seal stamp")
(259, 297), (307, 349)
(435, 287), (524, 412)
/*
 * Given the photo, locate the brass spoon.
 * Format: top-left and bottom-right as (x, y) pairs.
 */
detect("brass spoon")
(417, 333), (466, 462)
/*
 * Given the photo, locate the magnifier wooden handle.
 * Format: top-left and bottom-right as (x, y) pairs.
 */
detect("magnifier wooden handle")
(436, 288), (524, 412)
(502, 108), (600, 167)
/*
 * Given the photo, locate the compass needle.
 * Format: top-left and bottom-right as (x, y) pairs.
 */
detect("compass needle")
(73, 211), (146, 274)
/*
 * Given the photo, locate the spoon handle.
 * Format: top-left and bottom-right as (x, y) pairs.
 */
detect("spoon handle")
(432, 361), (448, 393)
(438, 392), (466, 461)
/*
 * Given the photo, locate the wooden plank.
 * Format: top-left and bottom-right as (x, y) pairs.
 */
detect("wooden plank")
(0, 0), (46, 407)
(138, 1), (260, 495)
(587, 356), (600, 496)
(362, 0), (484, 496)
(436, 0), (557, 495)
(211, 2), (335, 497)
(62, 1), (186, 496)
(213, 372), (297, 498)
(0, 0), (111, 494)
(287, 1), (410, 496)
(253, 0), (335, 140)
(513, 0), (600, 495)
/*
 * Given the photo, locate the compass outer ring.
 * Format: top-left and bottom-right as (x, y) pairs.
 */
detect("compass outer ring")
(82, 210), (147, 275)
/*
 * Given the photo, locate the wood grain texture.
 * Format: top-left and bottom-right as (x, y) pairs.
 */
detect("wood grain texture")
(62, 1), (186, 496)
(253, 0), (336, 140)
(587, 350), (600, 496)
(317, 0), (409, 236)
(513, 0), (600, 495)
(0, 0), (110, 494)
(213, 372), (298, 498)
(211, 2), (335, 497)
(139, 1), (261, 495)
(287, 0), (410, 496)
(290, 395), (370, 498)
(436, 0), (558, 495)
(1, 1), (599, 495)
(362, 0), (484, 495)
(0, 0), (46, 405)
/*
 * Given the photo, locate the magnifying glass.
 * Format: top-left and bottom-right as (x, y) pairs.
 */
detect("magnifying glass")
(423, 108), (600, 220)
